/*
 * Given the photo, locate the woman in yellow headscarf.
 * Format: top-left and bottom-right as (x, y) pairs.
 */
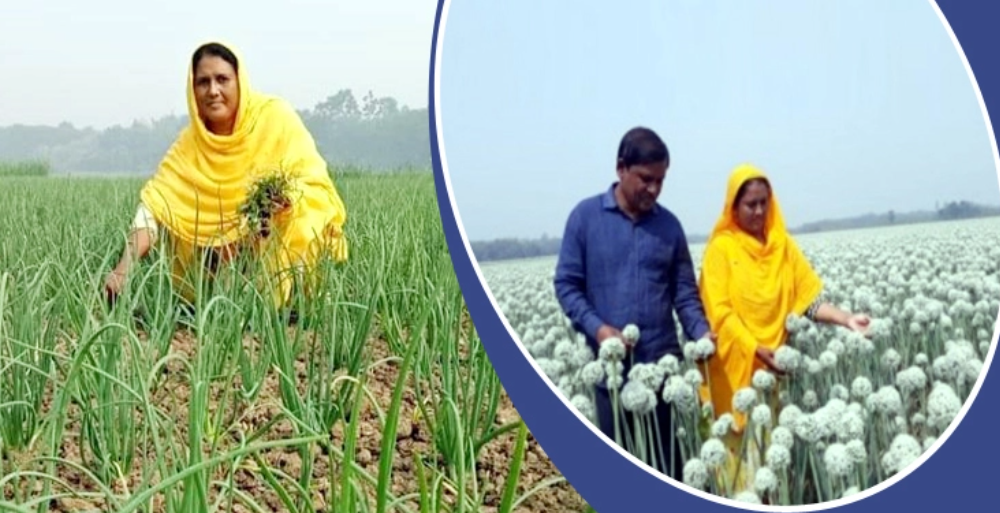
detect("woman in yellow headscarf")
(698, 164), (870, 430)
(103, 41), (348, 308)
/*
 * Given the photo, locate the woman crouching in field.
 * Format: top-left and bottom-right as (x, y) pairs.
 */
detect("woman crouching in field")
(104, 41), (349, 309)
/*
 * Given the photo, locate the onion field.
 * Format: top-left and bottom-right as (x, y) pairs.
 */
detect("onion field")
(0, 168), (588, 513)
(480, 218), (999, 505)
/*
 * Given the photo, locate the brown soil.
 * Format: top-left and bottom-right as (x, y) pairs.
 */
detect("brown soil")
(3, 326), (590, 513)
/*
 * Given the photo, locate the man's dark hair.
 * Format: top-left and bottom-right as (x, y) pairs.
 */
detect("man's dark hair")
(617, 127), (669, 169)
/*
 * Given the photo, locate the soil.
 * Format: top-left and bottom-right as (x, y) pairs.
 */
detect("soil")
(3, 326), (590, 513)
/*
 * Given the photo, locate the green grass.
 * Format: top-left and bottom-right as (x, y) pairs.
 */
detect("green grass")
(0, 160), (49, 177)
(0, 169), (583, 512)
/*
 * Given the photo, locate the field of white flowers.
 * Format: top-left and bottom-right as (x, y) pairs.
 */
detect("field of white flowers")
(479, 217), (999, 505)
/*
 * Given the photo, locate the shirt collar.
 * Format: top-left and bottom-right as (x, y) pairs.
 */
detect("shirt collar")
(601, 182), (620, 210)
(602, 181), (663, 218)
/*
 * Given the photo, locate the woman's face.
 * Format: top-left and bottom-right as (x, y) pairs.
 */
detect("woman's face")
(193, 55), (239, 134)
(734, 179), (770, 238)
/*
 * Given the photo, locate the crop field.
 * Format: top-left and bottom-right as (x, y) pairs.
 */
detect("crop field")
(0, 166), (588, 513)
(480, 217), (999, 505)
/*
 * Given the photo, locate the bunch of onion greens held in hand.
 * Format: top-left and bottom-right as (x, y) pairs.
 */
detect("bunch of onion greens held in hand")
(238, 170), (294, 240)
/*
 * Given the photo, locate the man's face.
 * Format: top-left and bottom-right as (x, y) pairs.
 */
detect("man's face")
(617, 161), (667, 214)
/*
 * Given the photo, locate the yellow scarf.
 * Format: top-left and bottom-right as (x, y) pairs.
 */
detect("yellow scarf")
(698, 164), (822, 428)
(139, 41), (348, 304)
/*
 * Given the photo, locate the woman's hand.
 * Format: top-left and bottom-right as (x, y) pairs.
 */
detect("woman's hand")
(258, 196), (292, 239)
(846, 313), (871, 337)
(104, 269), (127, 305)
(755, 346), (784, 375)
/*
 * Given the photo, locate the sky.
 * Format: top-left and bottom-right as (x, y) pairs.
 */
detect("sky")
(438, 0), (1000, 240)
(0, 0), (436, 129)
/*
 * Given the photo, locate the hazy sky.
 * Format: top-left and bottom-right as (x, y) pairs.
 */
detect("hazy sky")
(438, 0), (1000, 240)
(0, 0), (435, 129)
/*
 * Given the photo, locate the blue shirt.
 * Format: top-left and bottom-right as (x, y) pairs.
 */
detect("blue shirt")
(553, 183), (710, 367)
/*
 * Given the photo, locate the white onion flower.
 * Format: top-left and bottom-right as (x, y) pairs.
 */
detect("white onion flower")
(553, 340), (576, 363)
(806, 358), (822, 375)
(933, 354), (962, 383)
(896, 366), (927, 397)
(867, 386), (903, 416)
(803, 390), (819, 410)
(622, 324), (640, 346)
(779, 404), (803, 428)
(766, 444), (791, 470)
(851, 376), (873, 399)
(771, 426), (794, 449)
(927, 381), (962, 432)
(620, 380), (657, 415)
(684, 369), (703, 388)
(694, 337), (716, 360)
(535, 358), (564, 381)
(914, 353), (929, 367)
(824, 443), (853, 477)
(682, 458), (709, 489)
(774, 345), (803, 372)
(599, 337), (626, 362)
(569, 344), (595, 368)
(923, 436), (937, 452)
(881, 348), (902, 371)
(712, 414), (735, 438)
(657, 353), (680, 376)
(571, 394), (596, 421)
(752, 369), (776, 392)
(846, 439), (867, 464)
(819, 350), (838, 370)
(795, 414), (823, 444)
(579, 361), (605, 386)
(662, 376), (697, 413)
(751, 404), (772, 428)
(628, 363), (664, 391)
(965, 358), (983, 384)
(606, 371), (624, 390)
(734, 491), (762, 504)
(830, 384), (850, 402)
(842, 486), (860, 499)
(837, 411), (865, 442)
(683, 342), (697, 362)
(700, 438), (728, 468)
(754, 467), (778, 495)
(881, 433), (922, 474)
(733, 387), (758, 413)
(827, 338), (846, 356)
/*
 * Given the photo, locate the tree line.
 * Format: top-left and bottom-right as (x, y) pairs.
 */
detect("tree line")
(0, 89), (429, 175)
(471, 202), (1000, 262)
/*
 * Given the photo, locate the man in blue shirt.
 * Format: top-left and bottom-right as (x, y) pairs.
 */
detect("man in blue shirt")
(553, 126), (713, 479)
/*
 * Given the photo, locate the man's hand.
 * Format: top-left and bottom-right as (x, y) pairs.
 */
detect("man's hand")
(597, 324), (626, 347)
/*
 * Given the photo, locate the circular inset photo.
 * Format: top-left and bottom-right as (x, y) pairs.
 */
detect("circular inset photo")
(436, 0), (999, 507)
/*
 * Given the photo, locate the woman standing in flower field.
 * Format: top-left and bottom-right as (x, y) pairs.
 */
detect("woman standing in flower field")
(698, 164), (872, 431)
(103, 41), (349, 308)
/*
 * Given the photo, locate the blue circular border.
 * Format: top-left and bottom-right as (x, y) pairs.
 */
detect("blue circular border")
(427, 1), (1000, 511)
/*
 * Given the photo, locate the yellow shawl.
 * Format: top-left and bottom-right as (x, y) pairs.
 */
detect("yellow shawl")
(698, 164), (822, 429)
(139, 41), (348, 304)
